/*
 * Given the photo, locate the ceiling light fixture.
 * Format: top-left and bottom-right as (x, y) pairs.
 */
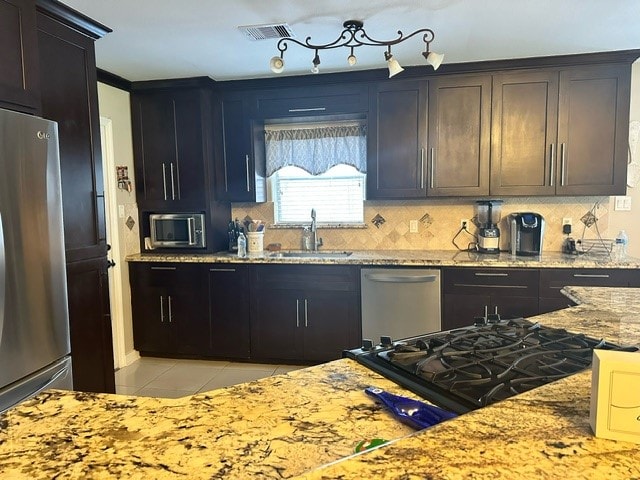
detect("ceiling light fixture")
(269, 20), (443, 77)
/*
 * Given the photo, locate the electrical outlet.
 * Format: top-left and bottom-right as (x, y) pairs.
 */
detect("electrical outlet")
(562, 218), (572, 226)
(409, 220), (418, 233)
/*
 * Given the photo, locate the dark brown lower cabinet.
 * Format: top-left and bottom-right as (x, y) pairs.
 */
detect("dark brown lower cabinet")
(441, 267), (539, 330)
(208, 264), (251, 359)
(250, 265), (361, 362)
(538, 268), (638, 314)
(129, 263), (209, 356)
(66, 258), (115, 393)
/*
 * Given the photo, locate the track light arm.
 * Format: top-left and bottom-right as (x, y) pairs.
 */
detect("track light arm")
(275, 20), (435, 58)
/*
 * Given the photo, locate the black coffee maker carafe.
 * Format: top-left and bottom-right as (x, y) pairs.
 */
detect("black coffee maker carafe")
(509, 213), (545, 256)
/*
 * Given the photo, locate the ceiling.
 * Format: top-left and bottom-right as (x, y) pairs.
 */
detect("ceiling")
(60, 0), (640, 82)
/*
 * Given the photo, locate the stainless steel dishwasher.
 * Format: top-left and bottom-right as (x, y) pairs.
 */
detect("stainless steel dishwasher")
(361, 268), (441, 342)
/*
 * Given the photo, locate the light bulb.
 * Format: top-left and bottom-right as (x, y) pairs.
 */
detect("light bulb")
(269, 56), (285, 74)
(347, 54), (357, 66)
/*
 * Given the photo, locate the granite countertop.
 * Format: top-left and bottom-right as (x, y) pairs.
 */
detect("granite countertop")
(126, 249), (640, 269)
(1, 287), (639, 479)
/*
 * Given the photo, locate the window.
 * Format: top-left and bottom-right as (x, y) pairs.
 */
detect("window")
(271, 165), (365, 224)
(265, 121), (366, 225)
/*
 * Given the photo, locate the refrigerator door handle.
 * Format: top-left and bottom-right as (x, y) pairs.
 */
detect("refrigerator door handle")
(0, 212), (5, 347)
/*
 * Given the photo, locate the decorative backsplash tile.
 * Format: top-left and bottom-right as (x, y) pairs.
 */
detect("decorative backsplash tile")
(371, 214), (386, 228)
(232, 197), (611, 252)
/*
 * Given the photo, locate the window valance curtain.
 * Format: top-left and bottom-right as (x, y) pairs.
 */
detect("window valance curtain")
(265, 123), (367, 177)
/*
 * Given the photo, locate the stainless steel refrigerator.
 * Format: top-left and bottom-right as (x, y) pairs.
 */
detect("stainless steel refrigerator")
(0, 107), (73, 413)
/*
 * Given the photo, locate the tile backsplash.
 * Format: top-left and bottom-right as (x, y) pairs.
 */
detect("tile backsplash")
(232, 197), (612, 252)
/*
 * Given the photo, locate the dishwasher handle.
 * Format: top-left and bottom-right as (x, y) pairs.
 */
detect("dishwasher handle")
(364, 273), (438, 284)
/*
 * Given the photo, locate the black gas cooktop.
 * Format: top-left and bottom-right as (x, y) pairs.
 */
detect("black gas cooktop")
(345, 317), (637, 414)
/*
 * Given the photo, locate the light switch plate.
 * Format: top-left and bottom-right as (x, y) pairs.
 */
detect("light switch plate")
(614, 196), (632, 211)
(409, 220), (418, 233)
(590, 349), (640, 444)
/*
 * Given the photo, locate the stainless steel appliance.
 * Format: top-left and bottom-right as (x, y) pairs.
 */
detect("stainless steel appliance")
(0, 108), (73, 413)
(345, 317), (636, 414)
(361, 268), (441, 342)
(149, 212), (206, 249)
(509, 212), (545, 256)
(475, 200), (503, 253)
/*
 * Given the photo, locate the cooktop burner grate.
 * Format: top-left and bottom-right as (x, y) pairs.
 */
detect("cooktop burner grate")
(347, 318), (636, 414)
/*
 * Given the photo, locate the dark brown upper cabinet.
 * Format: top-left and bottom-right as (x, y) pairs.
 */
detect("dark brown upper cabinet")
(556, 64), (630, 196)
(0, 0), (40, 113)
(254, 83), (369, 119)
(131, 88), (210, 211)
(427, 74), (491, 197)
(491, 65), (630, 196)
(490, 70), (559, 196)
(367, 81), (428, 199)
(213, 91), (266, 202)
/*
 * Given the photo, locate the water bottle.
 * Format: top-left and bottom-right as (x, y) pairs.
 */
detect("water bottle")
(237, 231), (247, 258)
(614, 230), (628, 261)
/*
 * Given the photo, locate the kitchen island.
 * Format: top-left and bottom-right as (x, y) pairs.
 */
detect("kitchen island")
(1, 287), (639, 479)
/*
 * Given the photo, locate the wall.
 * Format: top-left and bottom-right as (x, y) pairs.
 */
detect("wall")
(607, 61), (640, 257)
(233, 196), (608, 253)
(235, 62), (640, 257)
(97, 82), (139, 357)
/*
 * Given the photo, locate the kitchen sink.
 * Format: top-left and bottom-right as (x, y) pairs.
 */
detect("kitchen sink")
(268, 251), (353, 258)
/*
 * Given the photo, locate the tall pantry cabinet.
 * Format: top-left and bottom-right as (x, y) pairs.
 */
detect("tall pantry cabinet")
(35, 0), (116, 393)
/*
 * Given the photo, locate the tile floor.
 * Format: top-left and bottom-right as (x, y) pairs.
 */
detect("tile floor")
(115, 357), (307, 398)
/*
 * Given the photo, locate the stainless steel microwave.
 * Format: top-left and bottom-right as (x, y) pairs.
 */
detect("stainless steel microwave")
(149, 213), (206, 249)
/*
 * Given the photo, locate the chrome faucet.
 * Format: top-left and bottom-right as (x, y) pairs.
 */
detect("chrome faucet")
(310, 208), (323, 251)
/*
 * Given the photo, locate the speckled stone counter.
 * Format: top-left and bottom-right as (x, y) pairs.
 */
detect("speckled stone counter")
(1, 287), (639, 479)
(298, 286), (640, 480)
(126, 249), (640, 269)
(0, 362), (416, 479)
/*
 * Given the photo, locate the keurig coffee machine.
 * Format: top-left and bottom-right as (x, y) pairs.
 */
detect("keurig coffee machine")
(475, 200), (503, 253)
(509, 213), (545, 256)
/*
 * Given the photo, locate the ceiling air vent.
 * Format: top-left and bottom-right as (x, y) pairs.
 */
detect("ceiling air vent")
(238, 23), (294, 41)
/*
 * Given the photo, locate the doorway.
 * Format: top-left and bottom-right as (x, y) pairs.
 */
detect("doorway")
(99, 117), (127, 369)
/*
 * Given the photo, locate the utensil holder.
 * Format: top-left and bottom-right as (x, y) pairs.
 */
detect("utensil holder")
(247, 232), (264, 253)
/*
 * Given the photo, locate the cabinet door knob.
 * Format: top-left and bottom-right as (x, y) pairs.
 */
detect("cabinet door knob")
(245, 155), (251, 192)
(162, 163), (168, 200)
(549, 144), (555, 187)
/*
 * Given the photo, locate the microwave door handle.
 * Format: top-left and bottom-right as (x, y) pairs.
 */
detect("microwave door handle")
(187, 217), (196, 245)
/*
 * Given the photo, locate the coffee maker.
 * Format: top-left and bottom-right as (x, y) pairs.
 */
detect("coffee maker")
(509, 213), (545, 256)
(475, 200), (503, 253)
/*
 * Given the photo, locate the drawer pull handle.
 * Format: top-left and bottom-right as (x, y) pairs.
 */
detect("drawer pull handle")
(474, 273), (509, 277)
(151, 266), (177, 271)
(288, 107), (327, 113)
(454, 283), (528, 289)
(209, 268), (236, 272)
(160, 296), (164, 322)
(572, 274), (610, 278)
(366, 274), (437, 283)
(296, 299), (300, 327)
